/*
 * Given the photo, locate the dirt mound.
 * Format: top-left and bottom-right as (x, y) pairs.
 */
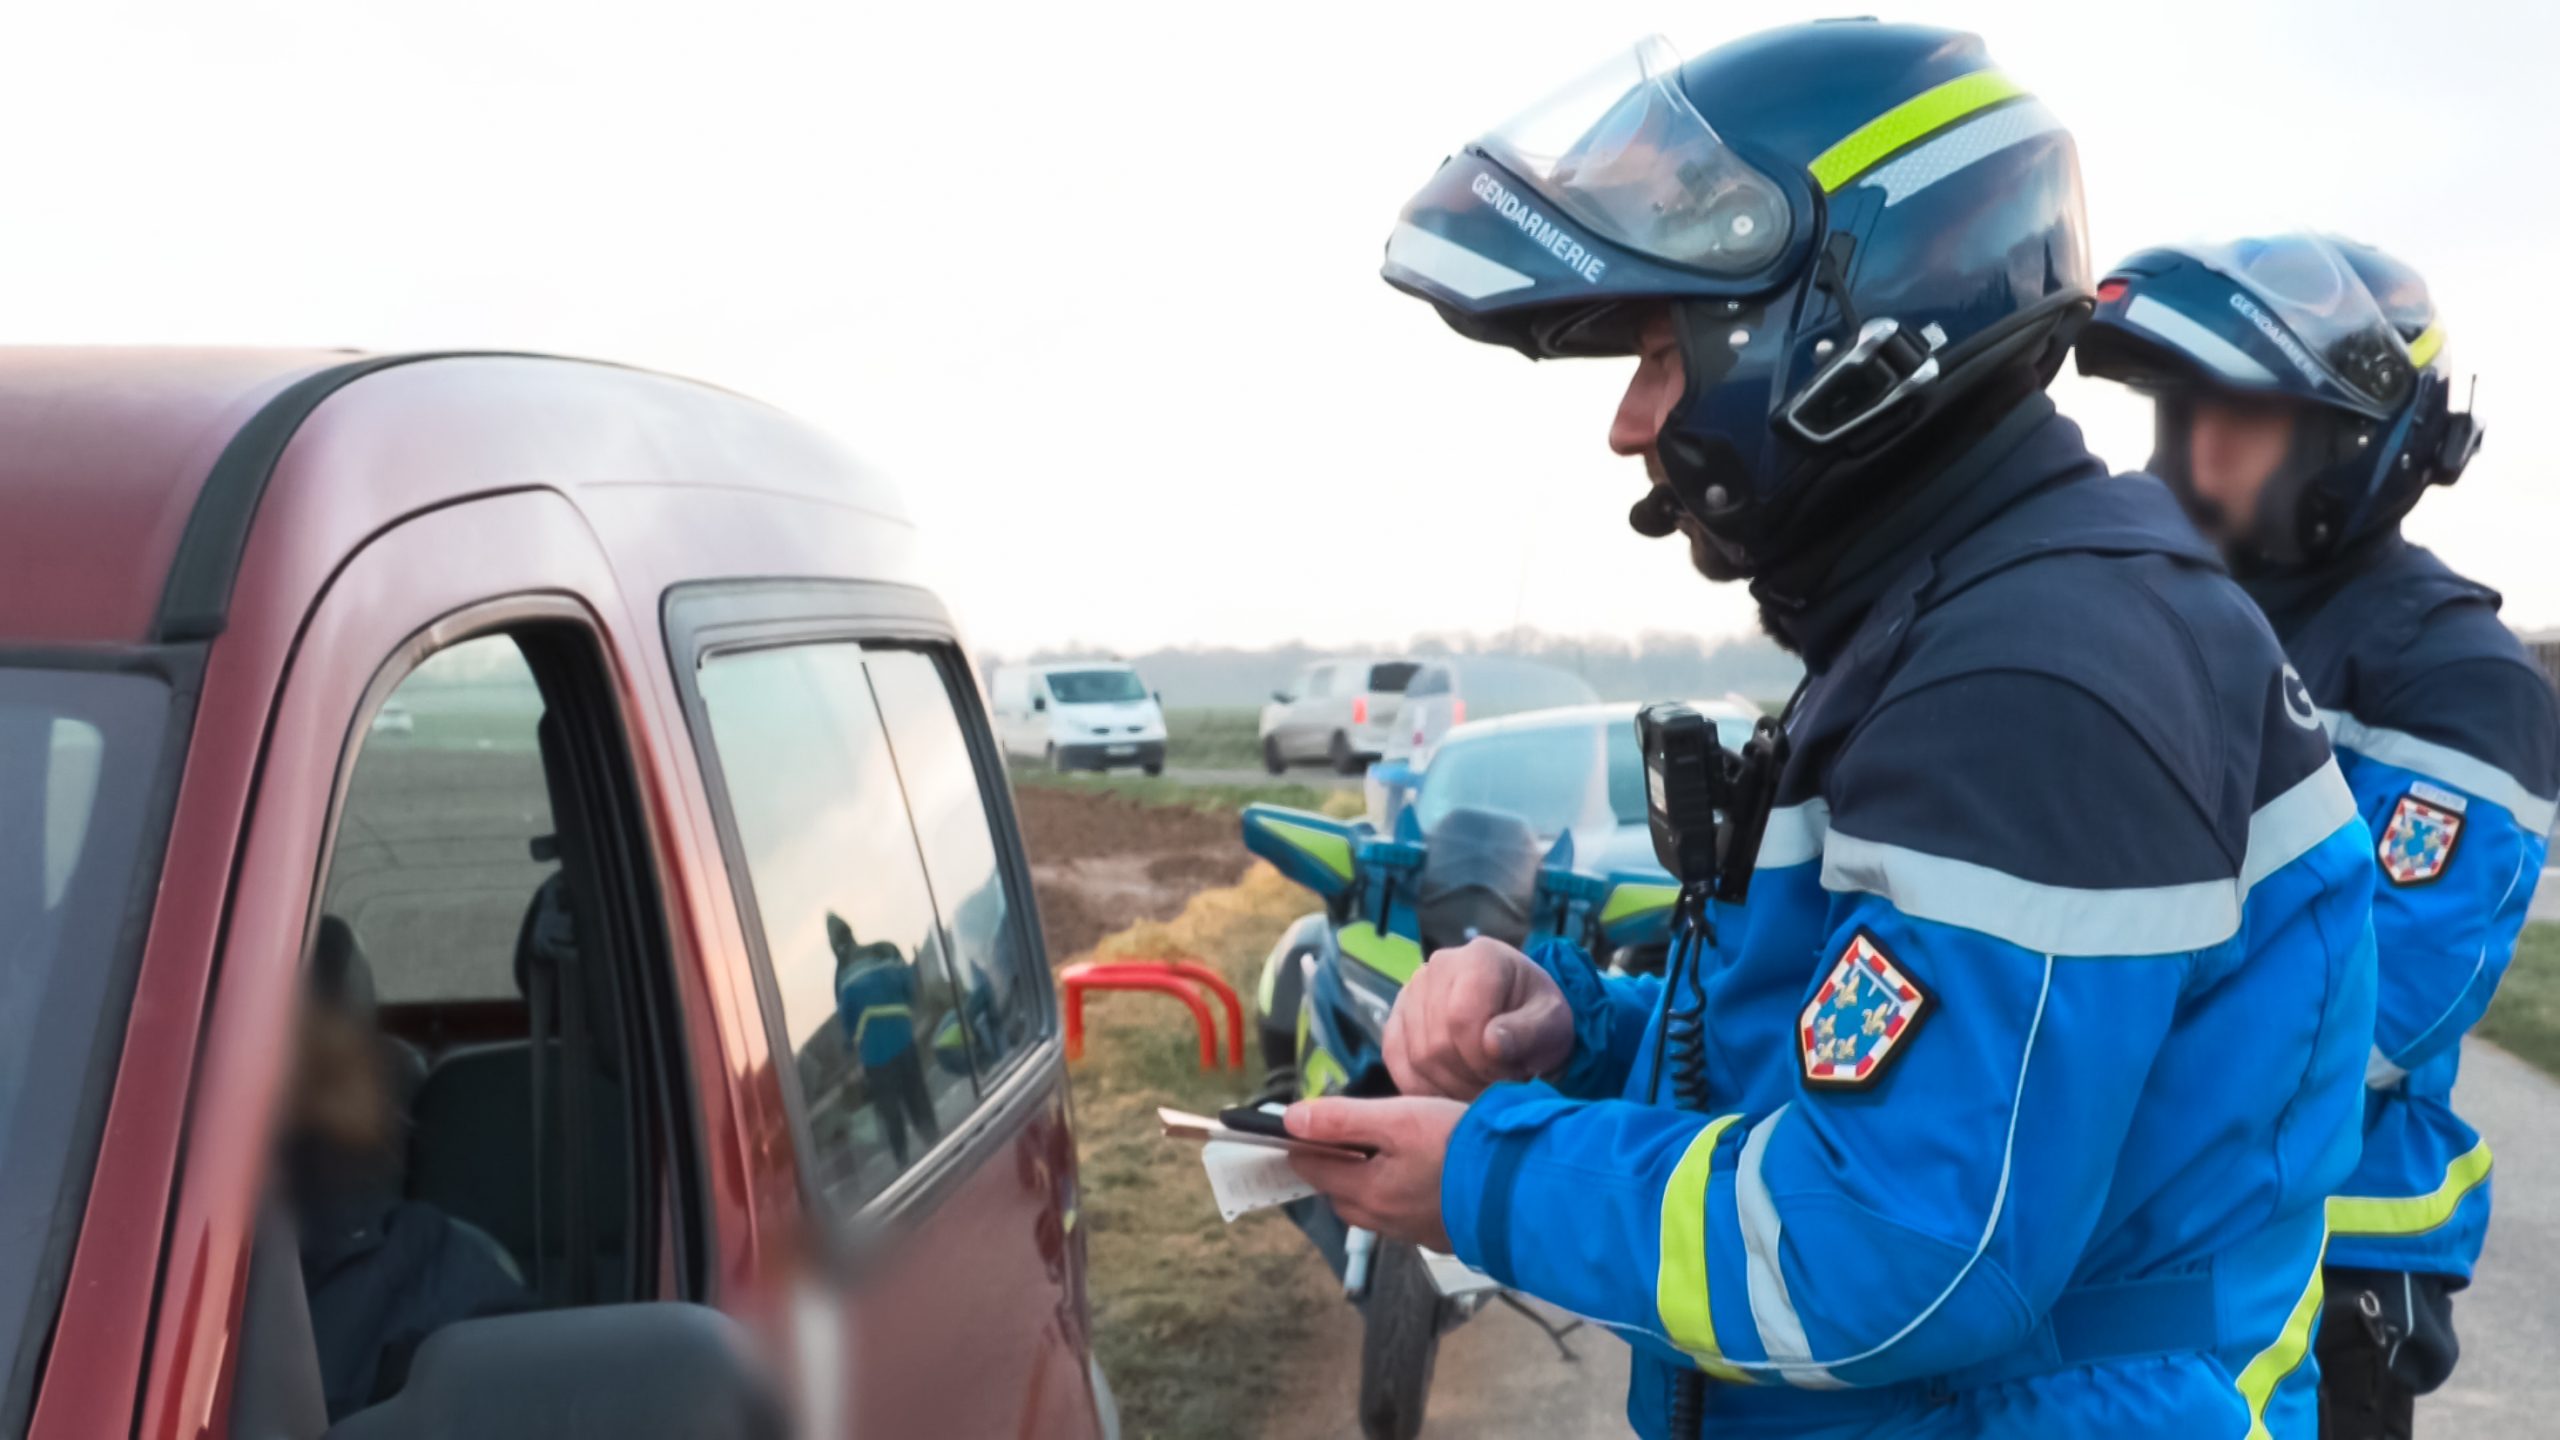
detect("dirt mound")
(1013, 784), (1253, 961)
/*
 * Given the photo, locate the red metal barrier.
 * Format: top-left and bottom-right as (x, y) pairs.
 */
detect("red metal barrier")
(1059, 957), (1245, 1071)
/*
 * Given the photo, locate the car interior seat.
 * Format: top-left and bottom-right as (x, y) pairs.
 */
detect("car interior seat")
(404, 871), (629, 1305)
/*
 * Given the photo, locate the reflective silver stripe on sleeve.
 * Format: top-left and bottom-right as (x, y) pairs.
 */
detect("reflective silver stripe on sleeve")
(1384, 222), (1533, 301)
(1735, 1107), (1845, 1389)
(1756, 800), (1831, 870)
(1820, 762), (2356, 956)
(1857, 101), (2069, 208)
(2321, 709), (2560, 834)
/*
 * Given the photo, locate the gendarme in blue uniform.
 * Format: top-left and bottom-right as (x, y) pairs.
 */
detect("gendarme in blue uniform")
(1439, 400), (2378, 1438)
(2252, 535), (2558, 1279)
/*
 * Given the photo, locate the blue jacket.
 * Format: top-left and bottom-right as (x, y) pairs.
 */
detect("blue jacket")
(2251, 536), (2558, 1280)
(1438, 405), (2376, 1438)
(836, 945), (921, 1069)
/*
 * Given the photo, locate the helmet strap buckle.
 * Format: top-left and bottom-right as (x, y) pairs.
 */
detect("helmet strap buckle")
(1782, 316), (1944, 446)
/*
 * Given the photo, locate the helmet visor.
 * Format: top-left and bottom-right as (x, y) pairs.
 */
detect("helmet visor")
(1478, 36), (1794, 277)
(2189, 235), (2415, 412)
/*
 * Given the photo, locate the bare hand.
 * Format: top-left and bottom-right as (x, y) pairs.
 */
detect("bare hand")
(1283, 1096), (1464, 1252)
(1381, 936), (1573, 1101)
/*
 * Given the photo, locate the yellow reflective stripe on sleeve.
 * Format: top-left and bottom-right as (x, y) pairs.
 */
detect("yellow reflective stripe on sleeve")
(1263, 817), (1354, 881)
(1808, 70), (2029, 193)
(2405, 323), (2445, 370)
(1339, 922), (1424, 985)
(1600, 882), (1680, 926)
(852, 1003), (913, 1048)
(1257, 951), (1283, 1017)
(2235, 1235), (2327, 1440)
(2327, 1139), (2493, 1237)
(1657, 1113), (1750, 1384)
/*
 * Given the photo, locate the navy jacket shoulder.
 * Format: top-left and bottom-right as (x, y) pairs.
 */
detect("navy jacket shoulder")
(1824, 472), (2331, 897)
(2282, 540), (2559, 801)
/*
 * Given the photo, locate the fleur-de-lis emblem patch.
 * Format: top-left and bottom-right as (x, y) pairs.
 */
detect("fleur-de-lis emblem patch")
(1800, 930), (1930, 1091)
(2378, 786), (2465, 887)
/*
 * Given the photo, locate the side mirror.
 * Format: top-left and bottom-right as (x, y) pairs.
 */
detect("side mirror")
(1154, 690), (1163, 705)
(1272, 690), (1292, 704)
(1032, 695), (1048, 712)
(324, 1304), (785, 1440)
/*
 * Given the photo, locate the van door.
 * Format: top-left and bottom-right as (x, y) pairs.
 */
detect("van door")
(107, 492), (733, 1440)
(668, 586), (1098, 1440)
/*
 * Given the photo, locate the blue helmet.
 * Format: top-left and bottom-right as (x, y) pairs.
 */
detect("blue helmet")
(2077, 234), (2481, 570)
(1382, 22), (2092, 574)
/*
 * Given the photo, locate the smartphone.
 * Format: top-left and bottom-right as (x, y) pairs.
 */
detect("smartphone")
(1157, 1105), (1375, 1160)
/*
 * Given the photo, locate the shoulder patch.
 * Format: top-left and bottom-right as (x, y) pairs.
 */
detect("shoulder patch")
(2379, 791), (2464, 886)
(1800, 930), (1930, 1090)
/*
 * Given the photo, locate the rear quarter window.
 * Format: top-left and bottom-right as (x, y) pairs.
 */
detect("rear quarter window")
(1367, 663), (1420, 693)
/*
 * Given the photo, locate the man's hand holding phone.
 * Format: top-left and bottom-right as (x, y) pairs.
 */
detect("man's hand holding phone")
(1282, 1096), (1466, 1253)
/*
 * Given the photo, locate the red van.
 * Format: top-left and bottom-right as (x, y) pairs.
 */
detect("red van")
(0, 350), (1116, 1439)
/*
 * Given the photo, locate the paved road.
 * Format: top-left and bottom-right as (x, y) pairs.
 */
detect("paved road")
(2426, 1039), (2560, 1436)
(2528, 865), (2560, 922)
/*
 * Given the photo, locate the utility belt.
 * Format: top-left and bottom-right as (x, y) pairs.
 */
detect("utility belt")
(1935, 1270), (2222, 1393)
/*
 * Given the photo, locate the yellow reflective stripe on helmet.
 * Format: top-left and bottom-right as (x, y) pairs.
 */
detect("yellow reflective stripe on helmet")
(1808, 70), (2029, 193)
(2405, 322), (2445, 370)
(1339, 922), (1424, 985)
(1264, 817), (1354, 882)
(1656, 1113), (1751, 1384)
(2327, 1139), (2492, 1237)
(1600, 882), (1680, 926)
(2235, 1234), (2327, 1440)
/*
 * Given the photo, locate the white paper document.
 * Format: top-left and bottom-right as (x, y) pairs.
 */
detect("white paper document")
(1199, 1140), (1319, 1222)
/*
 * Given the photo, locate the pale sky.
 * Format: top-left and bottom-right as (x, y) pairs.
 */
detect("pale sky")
(6, 2), (2553, 654)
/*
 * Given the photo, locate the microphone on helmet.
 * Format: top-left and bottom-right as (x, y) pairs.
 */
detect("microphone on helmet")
(1628, 488), (1683, 538)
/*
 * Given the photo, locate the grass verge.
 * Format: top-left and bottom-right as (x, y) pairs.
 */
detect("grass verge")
(1163, 706), (1267, 770)
(2480, 921), (2560, 1079)
(1071, 863), (1338, 1440)
(1017, 768), (1362, 819)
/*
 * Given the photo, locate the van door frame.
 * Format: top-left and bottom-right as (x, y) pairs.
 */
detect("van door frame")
(659, 578), (1064, 1239)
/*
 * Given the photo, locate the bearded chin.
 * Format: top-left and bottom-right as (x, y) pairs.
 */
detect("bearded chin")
(1687, 526), (1749, 583)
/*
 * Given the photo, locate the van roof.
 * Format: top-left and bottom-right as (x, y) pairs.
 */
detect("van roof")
(0, 348), (905, 648)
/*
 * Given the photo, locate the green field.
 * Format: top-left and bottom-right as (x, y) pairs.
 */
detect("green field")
(2481, 921), (2560, 1078)
(1161, 706), (1264, 770)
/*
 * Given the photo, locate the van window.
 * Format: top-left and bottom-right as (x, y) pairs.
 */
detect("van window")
(1044, 668), (1146, 705)
(1305, 666), (1335, 701)
(325, 639), (553, 1003)
(286, 626), (688, 1423)
(696, 644), (979, 1213)
(1406, 666), (1450, 698)
(1366, 662), (1420, 694)
(865, 649), (1041, 1080)
(0, 666), (171, 1423)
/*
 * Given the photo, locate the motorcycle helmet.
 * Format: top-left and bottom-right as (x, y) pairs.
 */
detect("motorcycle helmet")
(1382, 21), (2093, 574)
(2077, 233), (2480, 571)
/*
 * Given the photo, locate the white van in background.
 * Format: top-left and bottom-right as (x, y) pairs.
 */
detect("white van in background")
(989, 661), (1169, 774)
(1258, 656), (1421, 774)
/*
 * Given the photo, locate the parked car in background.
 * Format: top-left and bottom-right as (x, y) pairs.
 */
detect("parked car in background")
(0, 349), (1110, 1440)
(1371, 657), (1599, 785)
(1377, 700), (1766, 876)
(990, 660), (1168, 774)
(1258, 656), (1420, 773)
